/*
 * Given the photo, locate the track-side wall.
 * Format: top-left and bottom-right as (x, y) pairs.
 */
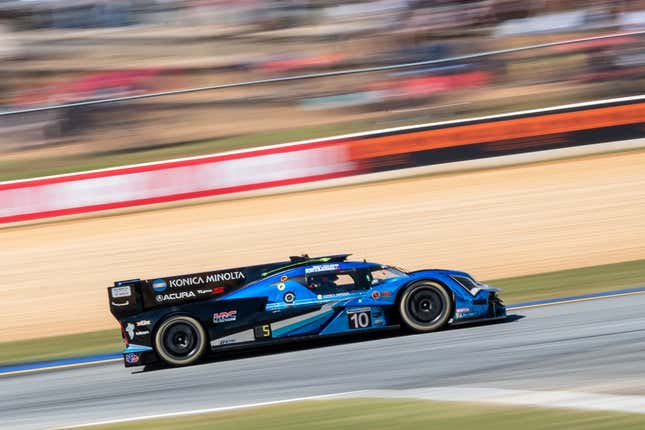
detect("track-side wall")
(1, 96), (644, 225)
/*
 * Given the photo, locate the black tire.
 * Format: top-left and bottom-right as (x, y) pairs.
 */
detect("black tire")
(154, 315), (207, 366)
(399, 281), (452, 332)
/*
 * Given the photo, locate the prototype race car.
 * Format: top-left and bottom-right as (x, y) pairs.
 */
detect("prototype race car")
(108, 254), (505, 367)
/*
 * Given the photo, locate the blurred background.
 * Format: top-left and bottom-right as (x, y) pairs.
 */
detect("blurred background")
(1, 4), (645, 428)
(1, 0), (644, 181)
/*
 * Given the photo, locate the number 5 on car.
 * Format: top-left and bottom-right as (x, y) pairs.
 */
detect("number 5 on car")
(108, 253), (506, 368)
(254, 324), (272, 339)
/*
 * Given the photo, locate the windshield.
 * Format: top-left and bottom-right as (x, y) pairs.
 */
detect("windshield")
(370, 266), (407, 285)
(390, 265), (409, 275)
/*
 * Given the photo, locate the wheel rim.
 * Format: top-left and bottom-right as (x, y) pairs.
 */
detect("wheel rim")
(162, 322), (200, 360)
(406, 287), (444, 325)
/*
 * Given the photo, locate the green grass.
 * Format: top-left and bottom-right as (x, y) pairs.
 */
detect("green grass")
(1, 259), (643, 366)
(487, 259), (645, 305)
(65, 398), (645, 430)
(0, 329), (121, 366)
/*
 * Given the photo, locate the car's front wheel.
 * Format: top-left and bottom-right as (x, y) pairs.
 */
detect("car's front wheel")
(399, 281), (452, 332)
(154, 315), (207, 366)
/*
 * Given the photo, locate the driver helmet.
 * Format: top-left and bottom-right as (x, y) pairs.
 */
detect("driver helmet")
(321, 274), (338, 282)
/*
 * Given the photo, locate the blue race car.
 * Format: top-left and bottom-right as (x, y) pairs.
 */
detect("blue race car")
(108, 254), (505, 367)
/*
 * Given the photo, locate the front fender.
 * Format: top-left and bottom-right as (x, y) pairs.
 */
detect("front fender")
(394, 278), (457, 317)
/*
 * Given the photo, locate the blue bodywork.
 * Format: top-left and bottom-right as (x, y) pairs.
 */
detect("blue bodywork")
(113, 257), (505, 366)
(221, 261), (504, 338)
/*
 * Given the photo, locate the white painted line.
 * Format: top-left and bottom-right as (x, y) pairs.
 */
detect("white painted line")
(336, 387), (645, 414)
(57, 386), (645, 429)
(52, 391), (358, 430)
(2, 94), (643, 185)
(0, 358), (122, 378)
(8, 284), (645, 378)
(7, 137), (644, 229)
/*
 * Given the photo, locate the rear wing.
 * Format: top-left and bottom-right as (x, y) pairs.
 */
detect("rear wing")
(108, 279), (145, 320)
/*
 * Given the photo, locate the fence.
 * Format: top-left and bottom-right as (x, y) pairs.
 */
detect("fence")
(2, 94), (643, 225)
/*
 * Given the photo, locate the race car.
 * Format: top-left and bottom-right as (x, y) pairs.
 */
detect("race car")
(108, 254), (505, 367)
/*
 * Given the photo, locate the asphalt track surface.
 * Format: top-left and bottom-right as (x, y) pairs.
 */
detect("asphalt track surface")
(2, 293), (645, 430)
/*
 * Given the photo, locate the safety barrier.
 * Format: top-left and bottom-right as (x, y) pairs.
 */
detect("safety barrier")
(1, 95), (643, 225)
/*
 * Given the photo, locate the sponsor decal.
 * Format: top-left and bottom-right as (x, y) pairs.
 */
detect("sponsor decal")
(152, 279), (167, 293)
(155, 290), (196, 302)
(111, 286), (132, 298)
(277, 283), (286, 291)
(111, 300), (129, 307)
(213, 310), (237, 323)
(136, 320), (151, 327)
(382, 291), (392, 297)
(212, 286), (225, 295)
(456, 307), (476, 319)
(280, 275), (288, 282)
(169, 271), (245, 288)
(197, 289), (211, 294)
(135, 330), (150, 336)
(125, 353), (140, 364)
(316, 292), (350, 299)
(125, 323), (135, 340)
(283, 292), (296, 304)
(371, 291), (381, 300)
(305, 264), (339, 274)
(212, 329), (256, 346)
(347, 307), (371, 314)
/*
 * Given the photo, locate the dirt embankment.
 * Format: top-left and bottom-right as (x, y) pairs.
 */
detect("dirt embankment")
(1, 150), (644, 341)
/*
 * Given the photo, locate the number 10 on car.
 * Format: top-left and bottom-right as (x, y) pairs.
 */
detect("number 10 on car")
(347, 308), (372, 329)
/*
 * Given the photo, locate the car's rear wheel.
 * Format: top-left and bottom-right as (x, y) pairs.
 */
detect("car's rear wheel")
(399, 281), (452, 332)
(154, 315), (207, 366)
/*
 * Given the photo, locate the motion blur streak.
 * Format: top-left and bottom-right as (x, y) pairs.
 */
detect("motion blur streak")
(2, 287), (644, 377)
(2, 30), (643, 117)
(2, 293), (645, 430)
(0, 2), (643, 429)
(336, 388), (645, 414)
(2, 1), (644, 176)
(1, 149), (644, 341)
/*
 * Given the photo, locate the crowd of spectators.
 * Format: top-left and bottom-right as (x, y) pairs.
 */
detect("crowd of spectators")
(0, 0), (643, 155)
(0, 1), (640, 32)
